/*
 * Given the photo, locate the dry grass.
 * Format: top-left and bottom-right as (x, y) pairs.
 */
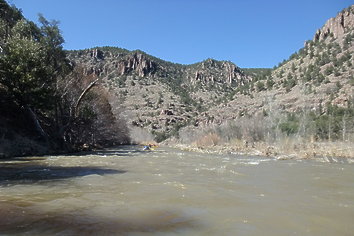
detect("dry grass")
(194, 133), (221, 148)
(230, 138), (354, 159)
(174, 137), (354, 160)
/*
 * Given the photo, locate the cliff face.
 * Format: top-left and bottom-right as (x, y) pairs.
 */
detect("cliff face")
(73, 49), (157, 78)
(189, 59), (249, 86)
(115, 53), (157, 77)
(69, 48), (250, 88)
(314, 6), (354, 41)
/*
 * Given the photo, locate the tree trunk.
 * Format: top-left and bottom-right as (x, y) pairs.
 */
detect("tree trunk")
(74, 78), (99, 117)
(328, 115), (332, 141)
(25, 106), (48, 141)
(342, 113), (347, 141)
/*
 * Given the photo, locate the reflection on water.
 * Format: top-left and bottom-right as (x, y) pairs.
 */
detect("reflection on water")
(0, 146), (353, 235)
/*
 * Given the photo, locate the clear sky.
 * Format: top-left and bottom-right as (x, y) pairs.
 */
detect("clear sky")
(7, 0), (353, 68)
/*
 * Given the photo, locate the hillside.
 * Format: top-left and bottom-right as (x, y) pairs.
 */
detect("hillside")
(269, 5), (354, 112)
(67, 48), (251, 141)
(209, 6), (353, 114)
(68, 5), (354, 144)
(188, 5), (354, 144)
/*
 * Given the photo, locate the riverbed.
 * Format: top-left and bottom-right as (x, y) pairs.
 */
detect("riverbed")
(0, 146), (353, 235)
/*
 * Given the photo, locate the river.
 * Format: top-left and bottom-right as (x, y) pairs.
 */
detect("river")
(0, 146), (353, 235)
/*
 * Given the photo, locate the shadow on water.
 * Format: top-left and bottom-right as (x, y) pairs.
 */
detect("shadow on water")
(0, 164), (126, 186)
(62, 145), (149, 157)
(0, 205), (201, 235)
(0, 145), (149, 186)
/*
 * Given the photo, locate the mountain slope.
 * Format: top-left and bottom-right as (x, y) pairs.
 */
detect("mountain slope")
(206, 5), (354, 120)
(68, 5), (354, 143)
(67, 47), (251, 141)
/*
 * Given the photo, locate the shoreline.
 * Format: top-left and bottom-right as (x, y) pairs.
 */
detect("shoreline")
(169, 141), (354, 163)
(2, 137), (354, 164)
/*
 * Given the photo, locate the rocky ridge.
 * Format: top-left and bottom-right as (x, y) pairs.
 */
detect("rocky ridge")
(314, 6), (354, 41)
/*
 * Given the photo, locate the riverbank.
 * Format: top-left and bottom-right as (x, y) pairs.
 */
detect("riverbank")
(0, 136), (49, 159)
(169, 139), (354, 161)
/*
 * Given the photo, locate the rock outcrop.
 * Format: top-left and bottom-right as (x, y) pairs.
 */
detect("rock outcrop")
(189, 59), (250, 86)
(69, 48), (250, 90)
(90, 49), (104, 60)
(116, 53), (157, 77)
(314, 6), (354, 41)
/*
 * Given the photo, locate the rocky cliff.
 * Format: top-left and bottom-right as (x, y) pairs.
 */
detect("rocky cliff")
(314, 6), (354, 41)
(69, 48), (250, 87)
(188, 59), (248, 86)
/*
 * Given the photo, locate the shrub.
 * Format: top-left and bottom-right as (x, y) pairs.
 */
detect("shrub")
(279, 114), (299, 135)
(152, 130), (169, 143)
(324, 66), (334, 75)
(266, 79), (275, 89)
(256, 81), (265, 91)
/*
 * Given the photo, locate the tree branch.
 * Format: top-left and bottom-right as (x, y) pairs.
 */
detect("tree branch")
(74, 77), (99, 117)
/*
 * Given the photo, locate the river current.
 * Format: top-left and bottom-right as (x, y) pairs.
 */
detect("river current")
(0, 146), (353, 235)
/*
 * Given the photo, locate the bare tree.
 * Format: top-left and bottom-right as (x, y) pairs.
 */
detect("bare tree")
(54, 65), (130, 150)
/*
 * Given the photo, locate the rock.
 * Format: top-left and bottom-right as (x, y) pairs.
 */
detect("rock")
(160, 109), (174, 115)
(314, 6), (354, 41)
(90, 49), (104, 60)
(116, 53), (157, 77)
(191, 60), (250, 86)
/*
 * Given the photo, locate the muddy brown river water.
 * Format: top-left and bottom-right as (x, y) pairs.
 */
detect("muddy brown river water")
(0, 146), (353, 235)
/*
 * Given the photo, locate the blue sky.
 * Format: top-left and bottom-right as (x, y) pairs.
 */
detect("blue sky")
(8, 0), (353, 68)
